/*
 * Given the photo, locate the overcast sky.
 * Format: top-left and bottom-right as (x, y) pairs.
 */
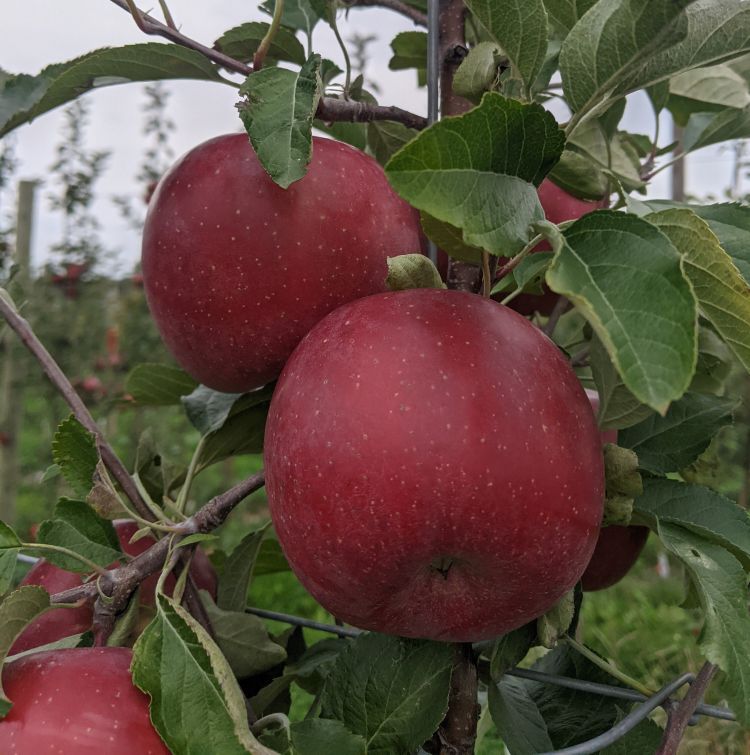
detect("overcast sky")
(0, 1), (742, 275)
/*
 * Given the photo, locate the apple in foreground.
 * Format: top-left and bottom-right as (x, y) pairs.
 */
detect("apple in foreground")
(0, 648), (168, 754)
(580, 389), (649, 591)
(501, 178), (608, 316)
(142, 134), (424, 393)
(265, 288), (605, 642)
(11, 520), (217, 654)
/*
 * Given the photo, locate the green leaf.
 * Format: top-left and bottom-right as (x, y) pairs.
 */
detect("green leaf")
(0, 522), (22, 549)
(559, 0), (693, 116)
(0, 586), (50, 717)
(489, 623), (536, 680)
(419, 214), (484, 264)
(537, 591), (575, 649)
(314, 119), (367, 151)
(546, 211), (697, 413)
(657, 523), (750, 726)
(239, 54), (322, 189)
(182, 387), (244, 435)
(464, 0), (548, 99)
(260, 0), (321, 40)
(489, 676), (554, 755)
(634, 478), (750, 568)
(388, 32), (427, 86)
(214, 22), (306, 65)
(386, 254), (446, 292)
(600, 717), (663, 754)
(668, 64), (750, 124)
(386, 93), (564, 256)
(619, 392), (734, 474)
(254, 537), (291, 576)
(290, 719), (366, 754)
(453, 42), (504, 103)
(52, 416), (98, 498)
(367, 121), (418, 166)
(547, 150), (609, 201)
(648, 208), (750, 374)
(683, 106), (750, 152)
(125, 363), (197, 405)
(321, 633), (453, 755)
(632, 1), (750, 95)
(201, 592), (286, 678)
(86, 459), (127, 520)
(218, 525), (270, 613)
(542, 0), (598, 35)
(36, 498), (122, 572)
(132, 595), (275, 754)
(0, 551), (17, 595)
(0, 44), (224, 137)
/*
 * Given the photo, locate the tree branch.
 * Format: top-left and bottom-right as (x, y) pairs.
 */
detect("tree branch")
(657, 663), (718, 755)
(343, 0), (428, 27)
(0, 293), (152, 522)
(107, 0), (427, 131)
(51, 472), (266, 613)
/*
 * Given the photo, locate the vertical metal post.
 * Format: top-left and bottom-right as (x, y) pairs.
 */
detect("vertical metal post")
(426, 0), (440, 265)
(0, 180), (36, 523)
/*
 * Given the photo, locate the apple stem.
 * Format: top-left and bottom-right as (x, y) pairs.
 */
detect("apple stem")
(541, 296), (570, 338)
(438, 643), (479, 754)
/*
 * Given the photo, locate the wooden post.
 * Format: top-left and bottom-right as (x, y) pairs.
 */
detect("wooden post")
(0, 180), (36, 523)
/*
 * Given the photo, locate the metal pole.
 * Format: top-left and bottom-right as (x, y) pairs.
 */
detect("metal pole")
(426, 0), (440, 266)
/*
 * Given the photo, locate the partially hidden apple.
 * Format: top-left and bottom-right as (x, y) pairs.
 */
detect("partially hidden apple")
(11, 520), (217, 654)
(580, 389), (649, 591)
(0, 648), (168, 754)
(142, 134), (424, 393)
(265, 288), (605, 642)
(499, 178), (608, 316)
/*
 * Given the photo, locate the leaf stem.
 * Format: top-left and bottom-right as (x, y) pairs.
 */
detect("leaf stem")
(495, 234), (542, 286)
(157, 0), (176, 29)
(253, 0), (285, 70)
(24, 543), (108, 576)
(330, 9), (353, 96)
(564, 635), (654, 697)
(175, 435), (206, 515)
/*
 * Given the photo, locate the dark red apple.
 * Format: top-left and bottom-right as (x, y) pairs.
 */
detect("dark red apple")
(580, 389), (649, 591)
(499, 179), (608, 316)
(142, 134), (424, 393)
(11, 520), (217, 654)
(265, 288), (604, 642)
(0, 648), (168, 754)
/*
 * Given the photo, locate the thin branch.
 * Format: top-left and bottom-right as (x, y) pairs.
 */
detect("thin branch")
(438, 643), (479, 755)
(657, 663), (718, 755)
(343, 0), (428, 27)
(0, 293), (152, 522)
(50, 472), (266, 613)
(107, 0), (427, 131)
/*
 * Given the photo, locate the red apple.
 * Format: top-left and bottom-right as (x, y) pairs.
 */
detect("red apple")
(0, 648), (168, 754)
(11, 520), (217, 654)
(580, 388), (649, 591)
(499, 179), (608, 316)
(142, 134), (424, 393)
(265, 289), (604, 642)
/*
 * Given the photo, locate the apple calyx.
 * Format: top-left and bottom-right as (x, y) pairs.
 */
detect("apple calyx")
(602, 443), (642, 526)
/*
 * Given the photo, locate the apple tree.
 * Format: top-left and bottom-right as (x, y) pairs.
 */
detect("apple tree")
(1, 0), (750, 753)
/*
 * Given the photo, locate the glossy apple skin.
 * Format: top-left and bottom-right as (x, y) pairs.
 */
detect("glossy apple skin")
(580, 389), (649, 591)
(11, 520), (217, 654)
(265, 289), (605, 642)
(142, 134), (424, 393)
(0, 648), (168, 754)
(501, 179), (608, 316)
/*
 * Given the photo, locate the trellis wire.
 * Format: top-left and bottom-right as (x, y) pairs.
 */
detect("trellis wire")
(425, 0), (439, 266)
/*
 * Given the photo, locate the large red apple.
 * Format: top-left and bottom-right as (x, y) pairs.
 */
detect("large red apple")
(142, 134), (423, 393)
(580, 389), (649, 591)
(0, 648), (168, 754)
(11, 520), (217, 654)
(265, 289), (604, 642)
(500, 178), (608, 316)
